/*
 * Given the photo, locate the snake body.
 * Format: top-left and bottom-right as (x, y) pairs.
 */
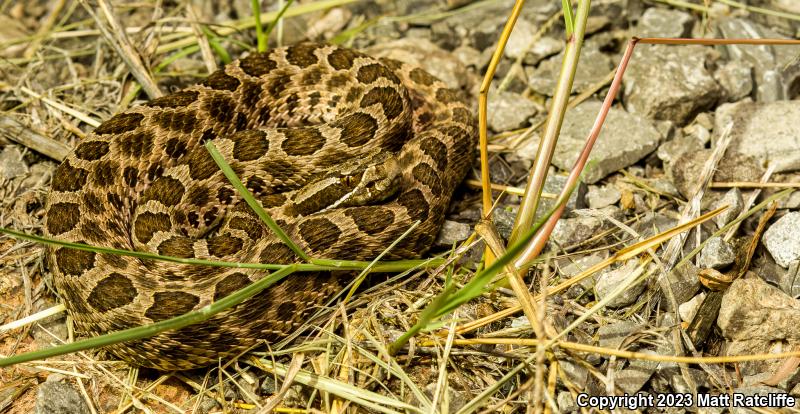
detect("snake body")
(43, 43), (476, 370)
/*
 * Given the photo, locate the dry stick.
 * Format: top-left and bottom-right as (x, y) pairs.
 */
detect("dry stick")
(475, 220), (543, 336)
(477, 0), (527, 265)
(711, 181), (800, 188)
(466, 179), (529, 196)
(421, 338), (800, 365)
(533, 262), (552, 414)
(77, 0), (162, 99)
(23, 0), (68, 59)
(0, 116), (71, 162)
(186, 4), (217, 74)
(19, 87), (101, 128)
(723, 165), (775, 242)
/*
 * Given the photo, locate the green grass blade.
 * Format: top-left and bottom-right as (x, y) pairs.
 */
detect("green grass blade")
(561, 0), (575, 36)
(388, 182), (579, 354)
(251, 0), (267, 52)
(0, 225), (442, 274)
(0, 265), (297, 367)
(0, 226), (284, 270)
(201, 26), (232, 64)
(204, 141), (311, 262)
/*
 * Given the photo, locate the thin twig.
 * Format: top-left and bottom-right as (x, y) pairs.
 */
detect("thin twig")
(78, 0), (162, 98)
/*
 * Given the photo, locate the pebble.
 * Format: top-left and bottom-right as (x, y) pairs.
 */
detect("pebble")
(763, 212), (800, 267)
(717, 100), (800, 173)
(698, 236), (736, 269)
(624, 45), (722, 124)
(712, 188), (743, 229)
(35, 380), (90, 414)
(585, 185), (621, 209)
(594, 260), (646, 308)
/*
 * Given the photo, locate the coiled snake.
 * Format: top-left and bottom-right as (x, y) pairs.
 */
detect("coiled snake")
(43, 42), (476, 370)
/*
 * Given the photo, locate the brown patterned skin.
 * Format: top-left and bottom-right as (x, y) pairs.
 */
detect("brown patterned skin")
(43, 42), (476, 370)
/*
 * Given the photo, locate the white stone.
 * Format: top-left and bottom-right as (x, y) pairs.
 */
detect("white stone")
(716, 101), (800, 173)
(764, 212), (800, 267)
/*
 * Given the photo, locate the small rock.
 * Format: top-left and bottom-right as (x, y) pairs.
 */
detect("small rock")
(665, 262), (702, 308)
(719, 278), (800, 375)
(752, 254), (800, 298)
(634, 212), (679, 239)
(451, 45), (487, 69)
(624, 44), (722, 124)
(434, 220), (472, 248)
(683, 123), (711, 146)
(550, 215), (602, 249)
(553, 101), (661, 184)
(679, 292), (706, 323)
(698, 237), (736, 269)
(35, 381), (90, 414)
(424, 383), (467, 412)
(616, 352), (659, 394)
(764, 212), (800, 268)
(557, 391), (578, 412)
(712, 188), (743, 229)
(656, 135), (703, 165)
(715, 18), (798, 102)
(714, 60), (754, 101)
(560, 359), (589, 386)
(647, 176), (681, 197)
(487, 88), (538, 132)
(468, 15), (507, 52)
(594, 260), (646, 308)
(305, 7), (351, 39)
(503, 18), (537, 60)
(195, 396), (219, 414)
(669, 150), (764, 199)
(532, 169), (587, 219)
(597, 320), (643, 349)
(558, 253), (608, 289)
(493, 206), (517, 241)
(522, 36), (563, 66)
(635, 7), (694, 38)
(0, 145), (27, 180)
(430, 20), (461, 51)
(716, 101), (800, 173)
(695, 112), (714, 129)
(527, 48), (614, 96)
(585, 185), (621, 209)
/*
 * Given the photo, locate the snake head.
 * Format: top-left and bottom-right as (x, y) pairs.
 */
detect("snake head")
(333, 152), (401, 208)
(288, 151), (401, 216)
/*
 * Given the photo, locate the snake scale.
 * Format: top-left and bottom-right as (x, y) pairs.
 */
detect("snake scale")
(43, 42), (476, 370)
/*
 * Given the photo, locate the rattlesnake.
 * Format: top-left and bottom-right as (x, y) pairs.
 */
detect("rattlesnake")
(43, 42), (476, 370)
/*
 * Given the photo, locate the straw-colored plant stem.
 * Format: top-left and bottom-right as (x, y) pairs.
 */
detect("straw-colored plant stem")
(507, 0), (591, 250)
(477, 0), (527, 265)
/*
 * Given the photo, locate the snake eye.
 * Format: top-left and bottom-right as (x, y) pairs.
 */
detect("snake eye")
(341, 176), (357, 186)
